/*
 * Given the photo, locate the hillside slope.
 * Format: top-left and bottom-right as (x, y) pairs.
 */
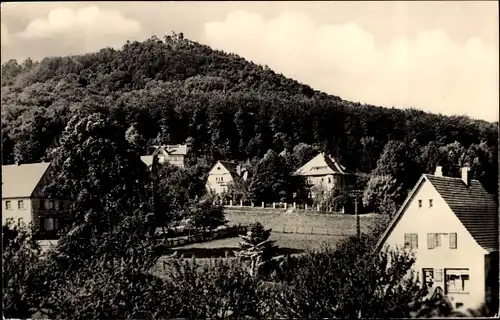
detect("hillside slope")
(1, 33), (498, 194)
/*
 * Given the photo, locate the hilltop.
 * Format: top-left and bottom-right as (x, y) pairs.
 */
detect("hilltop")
(1, 33), (498, 195)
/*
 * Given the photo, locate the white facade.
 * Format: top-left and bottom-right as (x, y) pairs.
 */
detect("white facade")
(381, 177), (489, 310)
(2, 197), (33, 226)
(206, 161), (235, 195)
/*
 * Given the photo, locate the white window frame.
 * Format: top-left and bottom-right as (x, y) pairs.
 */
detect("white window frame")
(449, 232), (457, 249)
(445, 269), (470, 294)
(18, 200), (24, 210)
(404, 233), (418, 249)
(427, 233), (442, 249)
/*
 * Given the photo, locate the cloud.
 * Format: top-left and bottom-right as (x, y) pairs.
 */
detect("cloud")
(21, 6), (141, 39)
(204, 10), (499, 121)
(2, 5), (143, 62)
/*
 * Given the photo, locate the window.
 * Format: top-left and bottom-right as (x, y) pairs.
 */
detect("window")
(18, 200), (24, 209)
(445, 269), (469, 294)
(449, 233), (457, 249)
(404, 233), (418, 249)
(55, 200), (60, 210)
(44, 218), (54, 231)
(5, 200), (12, 210)
(427, 233), (442, 249)
(328, 177), (332, 184)
(422, 268), (434, 288)
(429, 199), (433, 208)
(18, 218), (24, 226)
(321, 177), (324, 182)
(217, 166), (221, 170)
(418, 200), (422, 208)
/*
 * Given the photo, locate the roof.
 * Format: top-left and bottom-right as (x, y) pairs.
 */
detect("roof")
(294, 152), (354, 176)
(140, 156), (153, 167)
(155, 145), (188, 156)
(2, 162), (51, 199)
(218, 161), (238, 175)
(375, 174), (499, 253)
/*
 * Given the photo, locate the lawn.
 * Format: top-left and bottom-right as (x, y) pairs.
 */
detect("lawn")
(225, 209), (378, 236)
(151, 233), (348, 278)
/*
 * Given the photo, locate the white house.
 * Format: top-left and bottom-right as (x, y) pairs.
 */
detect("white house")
(2, 162), (69, 239)
(206, 161), (249, 195)
(375, 166), (499, 312)
(294, 152), (356, 199)
(141, 144), (188, 168)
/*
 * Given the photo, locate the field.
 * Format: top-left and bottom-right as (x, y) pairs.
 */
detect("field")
(152, 210), (381, 278)
(224, 208), (378, 236)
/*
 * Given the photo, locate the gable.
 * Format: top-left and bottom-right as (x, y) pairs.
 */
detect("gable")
(376, 175), (498, 253)
(208, 161), (236, 177)
(295, 153), (349, 176)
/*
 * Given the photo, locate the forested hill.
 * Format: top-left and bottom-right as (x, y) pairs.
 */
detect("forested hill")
(1, 33), (498, 194)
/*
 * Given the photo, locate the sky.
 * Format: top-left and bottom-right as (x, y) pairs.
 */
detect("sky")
(1, 1), (498, 122)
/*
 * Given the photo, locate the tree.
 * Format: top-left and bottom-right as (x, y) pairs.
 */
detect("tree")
(268, 235), (427, 319)
(291, 142), (318, 170)
(236, 222), (283, 278)
(363, 174), (403, 216)
(249, 150), (291, 203)
(2, 222), (44, 319)
(43, 112), (150, 235)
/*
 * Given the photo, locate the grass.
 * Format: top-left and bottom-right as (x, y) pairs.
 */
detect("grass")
(225, 209), (377, 235)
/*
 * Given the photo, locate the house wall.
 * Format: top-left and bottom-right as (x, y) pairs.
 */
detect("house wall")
(2, 197), (33, 226)
(160, 154), (185, 168)
(307, 175), (347, 198)
(31, 198), (70, 238)
(383, 179), (487, 310)
(485, 252), (499, 312)
(206, 162), (234, 195)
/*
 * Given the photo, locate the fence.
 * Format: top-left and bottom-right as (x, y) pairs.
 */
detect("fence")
(155, 224), (248, 249)
(269, 224), (355, 236)
(220, 201), (345, 214)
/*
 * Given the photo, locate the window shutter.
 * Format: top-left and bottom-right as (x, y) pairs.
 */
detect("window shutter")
(412, 234), (418, 249)
(450, 233), (457, 249)
(404, 234), (411, 249)
(427, 233), (435, 249)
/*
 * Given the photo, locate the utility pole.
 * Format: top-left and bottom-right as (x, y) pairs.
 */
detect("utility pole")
(348, 189), (363, 240)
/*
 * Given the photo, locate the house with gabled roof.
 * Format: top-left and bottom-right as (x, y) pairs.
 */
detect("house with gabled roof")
(141, 144), (188, 168)
(294, 152), (357, 199)
(2, 162), (69, 239)
(375, 166), (499, 312)
(206, 160), (249, 195)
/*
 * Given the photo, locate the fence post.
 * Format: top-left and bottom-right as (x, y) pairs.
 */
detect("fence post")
(317, 204), (320, 212)
(284, 203), (287, 210)
(262, 202), (264, 208)
(273, 202), (276, 209)
(230, 200), (233, 206)
(251, 201), (254, 207)
(305, 204), (308, 210)
(240, 199), (243, 207)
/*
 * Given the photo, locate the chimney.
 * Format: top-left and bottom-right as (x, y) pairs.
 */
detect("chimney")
(434, 166), (443, 177)
(461, 167), (471, 186)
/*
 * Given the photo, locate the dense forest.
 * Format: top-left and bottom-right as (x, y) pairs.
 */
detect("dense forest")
(1, 33), (498, 200)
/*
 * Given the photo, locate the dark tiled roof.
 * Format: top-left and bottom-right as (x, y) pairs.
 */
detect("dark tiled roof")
(219, 161), (238, 175)
(425, 174), (499, 253)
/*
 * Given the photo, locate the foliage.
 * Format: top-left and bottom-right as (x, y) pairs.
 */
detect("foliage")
(2, 222), (44, 319)
(249, 150), (299, 203)
(267, 235), (427, 318)
(363, 174), (403, 216)
(163, 256), (265, 318)
(236, 222), (283, 278)
(42, 112), (150, 234)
